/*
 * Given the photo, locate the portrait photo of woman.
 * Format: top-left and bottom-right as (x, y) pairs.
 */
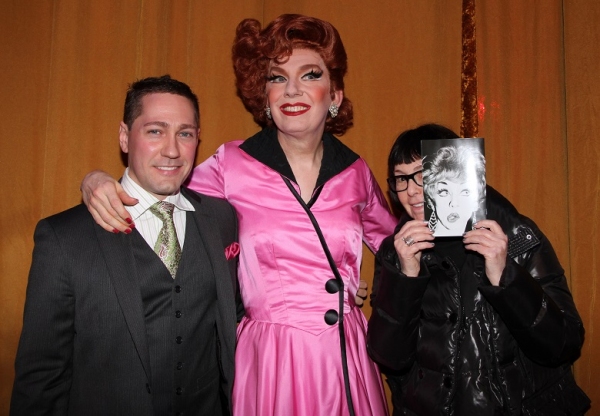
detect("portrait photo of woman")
(421, 139), (486, 237)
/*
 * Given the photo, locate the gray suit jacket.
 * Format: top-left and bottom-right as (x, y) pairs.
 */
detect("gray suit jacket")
(10, 188), (238, 415)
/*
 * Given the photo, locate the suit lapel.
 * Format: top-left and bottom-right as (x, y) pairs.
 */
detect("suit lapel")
(183, 189), (237, 344)
(184, 192), (230, 286)
(94, 224), (152, 382)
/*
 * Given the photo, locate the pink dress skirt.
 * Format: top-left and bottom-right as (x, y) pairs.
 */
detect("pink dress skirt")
(188, 138), (396, 416)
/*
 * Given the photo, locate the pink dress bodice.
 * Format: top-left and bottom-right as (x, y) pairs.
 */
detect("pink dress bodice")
(187, 136), (396, 415)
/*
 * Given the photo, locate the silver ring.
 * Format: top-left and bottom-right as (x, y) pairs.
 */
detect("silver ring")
(403, 236), (415, 246)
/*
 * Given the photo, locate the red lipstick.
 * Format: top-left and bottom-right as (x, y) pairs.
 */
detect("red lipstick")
(279, 102), (310, 116)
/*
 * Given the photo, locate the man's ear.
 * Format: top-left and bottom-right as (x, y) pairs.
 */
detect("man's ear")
(119, 122), (129, 153)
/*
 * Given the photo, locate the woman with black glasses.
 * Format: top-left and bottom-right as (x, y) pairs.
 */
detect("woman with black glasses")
(368, 123), (589, 415)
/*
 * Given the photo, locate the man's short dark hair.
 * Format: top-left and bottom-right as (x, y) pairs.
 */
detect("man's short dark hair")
(123, 75), (200, 129)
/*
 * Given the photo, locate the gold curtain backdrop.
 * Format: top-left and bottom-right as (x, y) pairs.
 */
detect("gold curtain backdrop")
(1, 1), (598, 414)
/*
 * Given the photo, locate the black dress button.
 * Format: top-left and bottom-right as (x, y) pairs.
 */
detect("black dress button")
(177, 362), (183, 370)
(175, 285), (182, 293)
(441, 260), (451, 269)
(146, 383), (152, 394)
(176, 336), (182, 344)
(324, 309), (339, 325)
(444, 376), (453, 388)
(325, 279), (341, 294)
(176, 387), (182, 395)
(448, 313), (458, 324)
(175, 310), (182, 318)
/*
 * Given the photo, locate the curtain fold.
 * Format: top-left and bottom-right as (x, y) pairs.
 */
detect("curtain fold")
(461, 0), (478, 138)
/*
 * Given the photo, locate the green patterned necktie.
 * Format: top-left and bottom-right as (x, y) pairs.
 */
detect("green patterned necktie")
(149, 201), (181, 278)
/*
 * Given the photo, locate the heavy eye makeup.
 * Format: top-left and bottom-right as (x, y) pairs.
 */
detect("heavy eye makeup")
(302, 69), (323, 80)
(267, 67), (323, 83)
(267, 73), (286, 83)
(436, 182), (450, 197)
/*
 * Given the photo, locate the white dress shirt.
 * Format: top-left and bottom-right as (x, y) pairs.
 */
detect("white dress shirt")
(121, 168), (195, 250)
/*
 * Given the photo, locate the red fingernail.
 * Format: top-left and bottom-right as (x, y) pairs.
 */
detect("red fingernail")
(129, 223), (135, 229)
(125, 218), (132, 224)
(112, 229), (119, 234)
(124, 228), (132, 234)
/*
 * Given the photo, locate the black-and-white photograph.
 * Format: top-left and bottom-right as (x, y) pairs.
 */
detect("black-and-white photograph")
(421, 138), (486, 237)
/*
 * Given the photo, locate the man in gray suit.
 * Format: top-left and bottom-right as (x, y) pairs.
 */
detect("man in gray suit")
(11, 75), (239, 415)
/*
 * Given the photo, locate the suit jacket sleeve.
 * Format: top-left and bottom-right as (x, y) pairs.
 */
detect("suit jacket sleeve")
(11, 219), (75, 416)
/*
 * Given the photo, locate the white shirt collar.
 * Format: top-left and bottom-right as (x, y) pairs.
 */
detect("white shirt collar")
(121, 168), (195, 221)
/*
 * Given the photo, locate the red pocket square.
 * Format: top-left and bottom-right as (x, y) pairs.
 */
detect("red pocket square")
(225, 242), (240, 260)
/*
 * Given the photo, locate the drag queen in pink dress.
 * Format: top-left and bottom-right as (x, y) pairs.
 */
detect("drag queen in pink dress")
(82, 14), (396, 416)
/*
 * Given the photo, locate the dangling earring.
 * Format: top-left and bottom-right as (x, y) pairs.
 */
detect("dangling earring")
(265, 106), (272, 120)
(328, 103), (339, 118)
(427, 210), (437, 232)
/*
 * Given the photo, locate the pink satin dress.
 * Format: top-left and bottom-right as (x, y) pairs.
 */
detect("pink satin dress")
(188, 137), (396, 416)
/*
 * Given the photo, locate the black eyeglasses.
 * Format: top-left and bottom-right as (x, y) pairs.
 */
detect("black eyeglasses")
(387, 170), (423, 192)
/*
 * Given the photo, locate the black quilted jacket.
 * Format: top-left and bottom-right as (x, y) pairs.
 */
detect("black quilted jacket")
(368, 186), (590, 415)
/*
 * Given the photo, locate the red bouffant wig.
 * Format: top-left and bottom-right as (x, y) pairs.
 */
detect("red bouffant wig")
(232, 14), (353, 136)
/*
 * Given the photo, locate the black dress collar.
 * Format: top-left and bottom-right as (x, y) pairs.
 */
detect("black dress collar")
(239, 128), (360, 188)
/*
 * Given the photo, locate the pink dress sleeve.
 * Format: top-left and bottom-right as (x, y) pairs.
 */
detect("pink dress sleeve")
(185, 141), (244, 198)
(360, 161), (397, 253)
